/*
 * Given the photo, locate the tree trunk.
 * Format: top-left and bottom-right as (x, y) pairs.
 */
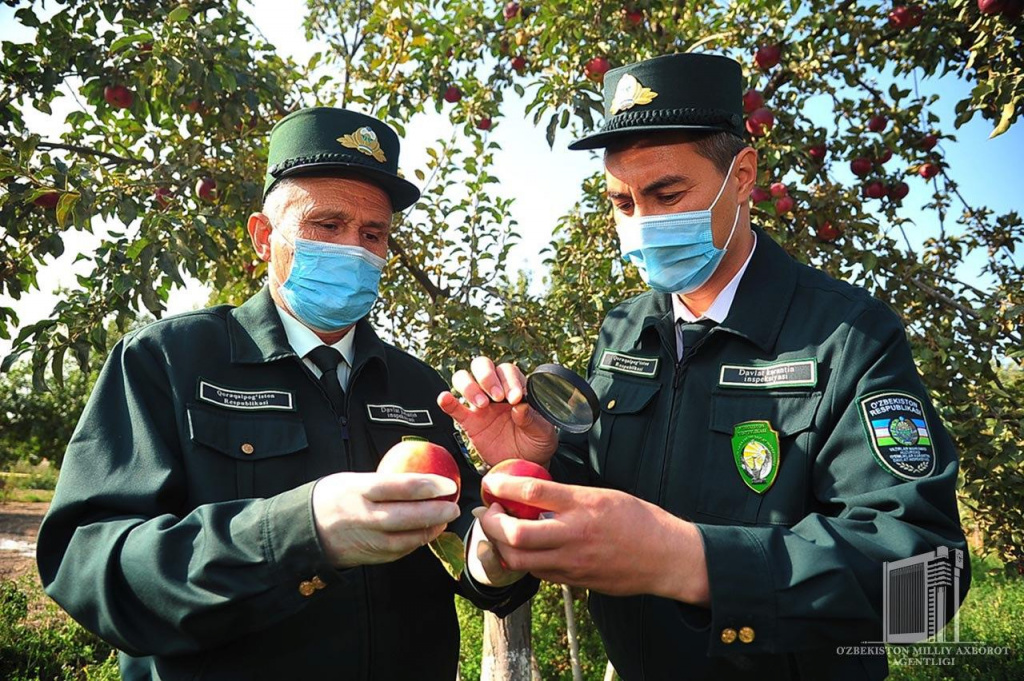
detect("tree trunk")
(562, 585), (584, 681)
(481, 603), (532, 681)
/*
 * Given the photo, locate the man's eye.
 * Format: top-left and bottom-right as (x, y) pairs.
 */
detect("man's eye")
(614, 202), (634, 213)
(318, 222), (338, 231)
(659, 193), (682, 204)
(363, 232), (381, 242)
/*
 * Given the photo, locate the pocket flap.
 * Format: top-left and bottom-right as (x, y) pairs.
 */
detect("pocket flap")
(591, 373), (661, 415)
(709, 393), (821, 437)
(187, 404), (308, 460)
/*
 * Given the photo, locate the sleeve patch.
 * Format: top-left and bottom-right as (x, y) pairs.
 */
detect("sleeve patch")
(857, 391), (936, 480)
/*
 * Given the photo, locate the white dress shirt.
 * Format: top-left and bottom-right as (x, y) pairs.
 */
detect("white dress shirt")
(274, 305), (356, 390)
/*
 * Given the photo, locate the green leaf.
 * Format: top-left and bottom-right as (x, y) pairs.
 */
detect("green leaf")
(427, 531), (465, 580)
(110, 32), (153, 54)
(989, 101), (1015, 139)
(167, 5), (191, 24)
(56, 192), (80, 228)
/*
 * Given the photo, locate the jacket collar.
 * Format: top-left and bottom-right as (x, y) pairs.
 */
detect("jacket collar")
(635, 226), (798, 354)
(228, 287), (389, 377)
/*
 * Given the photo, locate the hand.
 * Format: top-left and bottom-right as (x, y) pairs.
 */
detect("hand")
(477, 475), (710, 605)
(464, 508), (527, 588)
(312, 472), (461, 569)
(437, 356), (558, 467)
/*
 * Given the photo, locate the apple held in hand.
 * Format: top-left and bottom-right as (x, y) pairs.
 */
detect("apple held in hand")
(377, 440), (461, 503)
(481, 459), (553, 520)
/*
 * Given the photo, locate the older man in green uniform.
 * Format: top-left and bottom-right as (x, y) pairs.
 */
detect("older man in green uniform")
(37, 107), (535, 681)
(440, 54), (969, 679)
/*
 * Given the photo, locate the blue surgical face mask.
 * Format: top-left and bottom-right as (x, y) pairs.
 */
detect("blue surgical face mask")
(616, 155), (742, 294)
(272, 232), (386, 332)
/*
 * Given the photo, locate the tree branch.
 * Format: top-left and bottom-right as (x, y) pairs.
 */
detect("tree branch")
(35, 141), (150, 167)
(388, 234), (449, 302)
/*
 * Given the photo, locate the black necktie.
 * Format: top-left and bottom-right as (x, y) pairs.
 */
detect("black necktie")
(677, 319), (716, 363)
(307, 346), (347, 416)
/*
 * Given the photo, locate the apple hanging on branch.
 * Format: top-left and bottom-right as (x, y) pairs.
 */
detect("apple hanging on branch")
(103, 84), (134, 109)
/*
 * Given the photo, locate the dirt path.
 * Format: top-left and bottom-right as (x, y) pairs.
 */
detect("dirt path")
(0, 502), (48, 581)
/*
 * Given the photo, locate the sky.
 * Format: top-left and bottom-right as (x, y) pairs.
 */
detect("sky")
(1, 2), (1022, 359)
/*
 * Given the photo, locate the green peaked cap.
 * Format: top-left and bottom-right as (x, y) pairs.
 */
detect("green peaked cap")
(569, 53), (745, 150)
(264, 107), (420, 211)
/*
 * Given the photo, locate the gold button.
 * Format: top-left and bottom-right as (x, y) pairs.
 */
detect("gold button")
(607, 399), (617, 409)
(739, 626), (755, 643)
(310, 575), (327, 590)
(298, 580), (316, 597)
(721, 628), (737, 644)
(240, 443), (255, 455)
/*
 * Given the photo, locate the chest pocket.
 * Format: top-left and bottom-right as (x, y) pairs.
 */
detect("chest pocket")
(187, 403), (310, 500)
(696, 391), (821, 526)
(589, 373), (662, 492)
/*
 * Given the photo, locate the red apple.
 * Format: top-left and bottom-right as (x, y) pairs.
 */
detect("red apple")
(476, 117), (492, 131)
(186, 99), (202, 114)
(876, 148), (893, 164)
(864, 181), (886, 199)
(867, 115), (888, 133)
(154, 187), (173, 208)
(585, 56), (611, 82)
(774, 196), (795, 214)
(755, 44), (782, 70)
(850, 157), (873, 177)
(242, 261), (257, 274)
(511, 56), (527, 74)
(33, 191), (60, 209)
(745, 107), (774, 137)
(624, 8), (644, 25)
(481, 459), (553, 520)
(377, 440), (461, 503)
(443, 85), (462, 103)
(104, 84), (134, 109)
(978, 0), (1005, 14)
(889, 5), (923, 29)
(889, 181), (910, 200)
(808, 143), (827, 161)
(503, 1), (521, 20)
(817, 222), (840, 242)
(195, 176), (217, 202)
(742, 89), (765, 114)
(750, 186), (772, 203)
(918, 134), (938, 150)
(919, 162), (940, 179)
(769, 182), (788, 198)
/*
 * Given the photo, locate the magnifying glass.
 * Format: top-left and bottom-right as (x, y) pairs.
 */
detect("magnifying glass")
(524, 364), (600, 434)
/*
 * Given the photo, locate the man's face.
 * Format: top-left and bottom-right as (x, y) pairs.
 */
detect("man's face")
(250, 175), (393, 288)
(604, 136), (743, 249)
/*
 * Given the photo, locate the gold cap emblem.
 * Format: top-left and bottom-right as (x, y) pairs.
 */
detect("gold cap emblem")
(338, 126), (387, 163)
(610, 74), (659, 115)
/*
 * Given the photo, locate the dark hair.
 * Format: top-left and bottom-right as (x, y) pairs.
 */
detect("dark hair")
(606, 130), (748, 174)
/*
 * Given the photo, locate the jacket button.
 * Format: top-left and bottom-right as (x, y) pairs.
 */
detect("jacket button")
(240, 443), (255, 455)
(310, 575), (327, 590)
(720, 628), (737, 644)
(739, 626), (755, 643)
(298, 580), (316, 597)
(607, 399), (616, 409)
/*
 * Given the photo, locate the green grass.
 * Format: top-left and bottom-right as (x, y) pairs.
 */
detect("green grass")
(0, 489), (54, 504)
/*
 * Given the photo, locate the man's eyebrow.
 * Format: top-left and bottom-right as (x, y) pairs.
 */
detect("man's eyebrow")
(639, 175), (691, 196)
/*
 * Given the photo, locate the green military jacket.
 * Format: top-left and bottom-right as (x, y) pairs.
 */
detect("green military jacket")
(554, 229), (969, 681)
(37, 288), (536, 681)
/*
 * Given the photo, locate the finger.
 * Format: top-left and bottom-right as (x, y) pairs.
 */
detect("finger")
(364, 473), (459, 502)
(381, 523), (449, 557)
(370, 500), (461, 531)
(496, 363), (527, 404)
(481, 475), (576, 513)
(478, 503), (570, 550)
(452, 368), (491, 408)
(471, 356), (505, 402)
(437, 391), (473, 423)
(510, 402), (555, 437)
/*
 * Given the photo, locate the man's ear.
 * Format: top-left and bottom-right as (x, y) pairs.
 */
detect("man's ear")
(734, 146), (759, 202)
(248, 212), (273, 262)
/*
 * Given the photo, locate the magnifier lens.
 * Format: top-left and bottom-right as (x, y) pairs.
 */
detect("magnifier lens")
(526, 364), (599, 434)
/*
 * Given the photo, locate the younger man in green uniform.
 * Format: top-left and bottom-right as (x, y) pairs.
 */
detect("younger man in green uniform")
(440, 54), (969, 680)
(38, 107), (535, 680)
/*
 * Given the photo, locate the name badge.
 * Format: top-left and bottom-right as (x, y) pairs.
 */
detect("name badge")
(598, 350), (660, 378)
(366, 404), (434, 427)
(198, 380), (295, 411)
(718, 359), (817, 389)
